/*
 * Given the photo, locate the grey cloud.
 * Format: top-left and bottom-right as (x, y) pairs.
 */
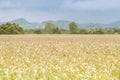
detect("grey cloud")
(61, 0), (120, 11)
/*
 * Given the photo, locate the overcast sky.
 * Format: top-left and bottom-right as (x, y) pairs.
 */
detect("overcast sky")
(0, 0), (120, 23)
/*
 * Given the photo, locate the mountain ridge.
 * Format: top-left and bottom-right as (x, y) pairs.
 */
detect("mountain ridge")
(0, 18), (120, 29)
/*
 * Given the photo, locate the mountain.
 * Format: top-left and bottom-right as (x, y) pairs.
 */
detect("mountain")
(1, 18), (120, 29)
(55, 20), (72, 29)
(11, 18), (40, 29)
(78, 23), (111, 29)
(10, 19), (71, 29)
(109, 21), (120, 27)
(39, 20), (72, 29)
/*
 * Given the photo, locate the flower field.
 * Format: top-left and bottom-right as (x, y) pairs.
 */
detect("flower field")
(0, 34), (120, 80)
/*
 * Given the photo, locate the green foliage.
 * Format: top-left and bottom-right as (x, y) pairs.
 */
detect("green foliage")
(24, 29), (43, 34)
(44, 22), (61, 34)
(0, 22), (24, 34)
(60, 29), (69, 34)
(92, 28), (105, 34)
(113, 28), (120, 34)
(79, 29), (90, 34)
(78, 28), (120, 34)
(69, 22), (79, 34)
(24, 29), (35, 34)
(1, 22), (120, 34)
(53, 27), (61, 34)
(33, 29), (42, 34)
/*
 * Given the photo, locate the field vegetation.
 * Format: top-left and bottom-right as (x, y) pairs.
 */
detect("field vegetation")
(0, 35), (120, 80)
(0, 22), (120, 34)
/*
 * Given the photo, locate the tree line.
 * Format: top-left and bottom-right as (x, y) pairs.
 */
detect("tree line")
(0, 22), (120, 34)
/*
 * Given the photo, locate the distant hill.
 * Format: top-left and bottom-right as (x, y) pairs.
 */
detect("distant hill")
(78, 23), (112, 29)
(39, 20), (72, 29)
(11, 18), (40, 29)
(0, 18), (120, 29)
(109, 21), (120, 27)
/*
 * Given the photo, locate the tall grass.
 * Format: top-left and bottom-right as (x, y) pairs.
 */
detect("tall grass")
(0, 35), (120, 80)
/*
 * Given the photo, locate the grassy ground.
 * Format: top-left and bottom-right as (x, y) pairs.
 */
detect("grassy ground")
(0, 34), (120, 80)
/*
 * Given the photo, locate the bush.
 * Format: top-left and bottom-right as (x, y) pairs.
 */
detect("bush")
(69, 22), (79, 34)
(0, 22), (24, 34)
(44, 22), (61, 34)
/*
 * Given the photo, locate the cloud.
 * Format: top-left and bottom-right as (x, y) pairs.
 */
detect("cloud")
(0, 0), (120, 23)
(0, 0), (64, 11)
(0, 0), (22, 10)
(61, 0), (120, 11)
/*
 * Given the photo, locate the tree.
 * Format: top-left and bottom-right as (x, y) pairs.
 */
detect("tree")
(69, 22), (79, 34)
(60, 29), (69, 34)
(79, 29), (89, 34)
(33, 29), (42, 34)
(44, 22), (61, 34)
(53, 27), (61, 34)
(0, 22), (24, 34)
(92, 28), (105, 34)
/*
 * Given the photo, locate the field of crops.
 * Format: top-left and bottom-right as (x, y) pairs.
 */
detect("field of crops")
(0, 34), (120, 80)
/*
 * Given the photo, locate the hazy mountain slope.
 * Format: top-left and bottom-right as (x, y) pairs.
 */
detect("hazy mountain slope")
(39, 20), (71, 29)
(11, 18), (40, 29)
(0, 18), (120, 29)
(109, 21), (120, 27)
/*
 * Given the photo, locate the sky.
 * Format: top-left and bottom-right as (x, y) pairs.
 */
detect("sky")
(0, 0), (120, 23)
